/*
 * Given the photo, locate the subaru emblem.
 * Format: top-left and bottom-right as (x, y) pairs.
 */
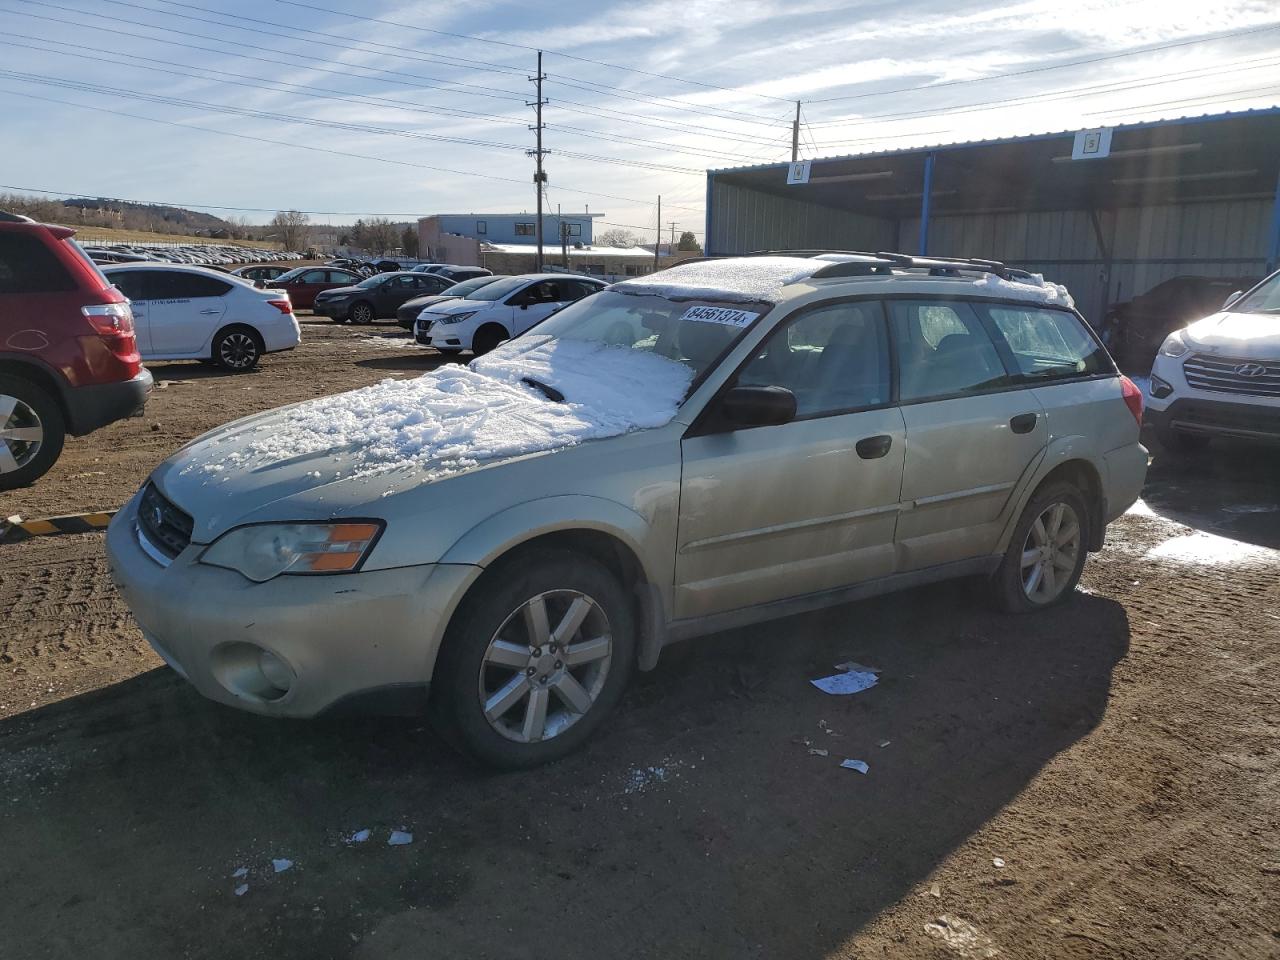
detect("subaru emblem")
(1234, 362), (1268, 377)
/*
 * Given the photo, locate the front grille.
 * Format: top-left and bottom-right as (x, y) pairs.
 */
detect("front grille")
(1182, 354), (1280, 397)
(137, 482), (194, 559)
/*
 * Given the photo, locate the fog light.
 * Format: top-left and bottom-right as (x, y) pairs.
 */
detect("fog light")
(1150, 375), (1174, 399)
(258, 650), (295, 694)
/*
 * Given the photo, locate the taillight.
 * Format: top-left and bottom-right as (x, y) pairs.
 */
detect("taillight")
(1120, 375), (1144, 426)
(82, 302), (135, 336)
(267, 299), (293, 315)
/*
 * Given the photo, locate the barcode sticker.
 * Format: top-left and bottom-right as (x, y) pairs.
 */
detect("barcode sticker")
(679, 305), (759, 328)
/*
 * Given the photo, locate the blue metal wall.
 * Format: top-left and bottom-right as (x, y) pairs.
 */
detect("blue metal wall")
(435, 214), (596, 246)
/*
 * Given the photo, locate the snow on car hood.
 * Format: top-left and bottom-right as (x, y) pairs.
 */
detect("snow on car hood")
(1183, 311), (1280, 356)
(155, 337), (693, 534)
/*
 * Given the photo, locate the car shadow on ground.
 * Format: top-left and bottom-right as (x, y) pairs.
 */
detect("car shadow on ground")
(0, 580), (1129, 959)
(1140, 428), (1280, 550)
(355, 353), (466, 373)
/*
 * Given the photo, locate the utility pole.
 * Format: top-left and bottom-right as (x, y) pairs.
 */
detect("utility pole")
(653, 195), (661, 271)
(527, 51), (548, 271)
(669, 221), (676, 249)
(559, 203), (569, 269)
(791, 99), (801, 163)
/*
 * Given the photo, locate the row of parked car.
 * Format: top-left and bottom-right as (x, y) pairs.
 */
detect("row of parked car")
(82, 241), (308, 267)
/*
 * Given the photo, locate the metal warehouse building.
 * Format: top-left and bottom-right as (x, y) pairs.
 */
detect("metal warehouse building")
(704, 109), (1280, 323)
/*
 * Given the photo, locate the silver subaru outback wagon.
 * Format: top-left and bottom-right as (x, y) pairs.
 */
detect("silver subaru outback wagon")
(107, 253), (1148, 768)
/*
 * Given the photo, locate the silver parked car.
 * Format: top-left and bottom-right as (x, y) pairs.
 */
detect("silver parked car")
(106, 253), (1148, 768)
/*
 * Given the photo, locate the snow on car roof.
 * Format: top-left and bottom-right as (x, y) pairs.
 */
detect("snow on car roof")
(611, 256), (823, 303)
(195, 337), (693, 481)
(970, 272), (1075, 308)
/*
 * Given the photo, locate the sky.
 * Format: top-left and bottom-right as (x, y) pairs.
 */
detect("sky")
(1, 0), (1278, 242)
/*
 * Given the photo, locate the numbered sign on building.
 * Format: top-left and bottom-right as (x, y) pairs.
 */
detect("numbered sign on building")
(1071, 128), (1113, 160)
(786, 160), (812, 185)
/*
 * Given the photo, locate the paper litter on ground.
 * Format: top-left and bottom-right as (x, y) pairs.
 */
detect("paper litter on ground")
(348, 829), (371, 844)
(388, 830), (413, 846)
(234, 884), (249, 897)
(833, 660), (881, 675)
(811, 668), (879, 695)
(840, 759), (869, 774)
(231, 866), (248, 878)
(271, 858), (293, 873)
(195, 337), (692, 480)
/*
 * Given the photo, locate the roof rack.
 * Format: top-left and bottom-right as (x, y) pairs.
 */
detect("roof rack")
(742, 248), (1036, 282)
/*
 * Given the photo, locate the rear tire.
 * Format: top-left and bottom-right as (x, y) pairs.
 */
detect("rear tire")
(990, 481), (1089, 613)
(471, 324), (508, 356)
(213, 327), (262, 372)
(430, 549), (635, 769)
(0, 374), (66, 491)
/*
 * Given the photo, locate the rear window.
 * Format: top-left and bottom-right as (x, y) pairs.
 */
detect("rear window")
(982, 305), (1110, 381)
(0, 232), (77, 294)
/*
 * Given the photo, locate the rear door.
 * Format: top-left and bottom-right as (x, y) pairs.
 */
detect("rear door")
(676, 300), (906, 618)
(889, 298), (1048, 571)
(148, 272), (229, 356)
(106, 269), (161, 353)
(290, 268), (331, 308)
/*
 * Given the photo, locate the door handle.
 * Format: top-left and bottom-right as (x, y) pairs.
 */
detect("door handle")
(1010, 412), (1039, 434)
(855, 434), (893, 459)
(199, 308), (220, 315)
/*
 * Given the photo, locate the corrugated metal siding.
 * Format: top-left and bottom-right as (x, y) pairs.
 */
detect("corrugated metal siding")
(709, 181), (893, 254)
(898, 200), (1272, 322)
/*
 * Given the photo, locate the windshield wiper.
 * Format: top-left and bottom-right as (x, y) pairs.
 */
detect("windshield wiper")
(521, 377), (565, 402)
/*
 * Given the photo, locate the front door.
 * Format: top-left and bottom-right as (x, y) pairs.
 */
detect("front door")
(509, 279), (570, 335)
(675, 300), (906, 619)
(887, 298), (1048, 570)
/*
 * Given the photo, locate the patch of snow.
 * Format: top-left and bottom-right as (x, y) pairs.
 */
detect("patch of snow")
(1145, 531), (1275, 566)
(234, 884), (249, 897)
(972, 271), (1075, 308)
(1125, 498), (1159, 518)
(271, 858), (293, 873)
(231, 867), (248, 879)
(353, 337), (419, 350)
(348, 829), (371, 844)
(612, 256), (820, 303)
(387, 830), (413, 846)
(201, 337), (692, 479)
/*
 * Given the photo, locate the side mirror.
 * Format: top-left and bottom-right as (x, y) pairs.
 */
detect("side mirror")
(1223, 290), (1243, 309)
(719, 385), (797, 428)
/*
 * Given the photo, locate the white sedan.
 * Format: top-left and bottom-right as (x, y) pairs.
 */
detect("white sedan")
(103, 263), (301, 371)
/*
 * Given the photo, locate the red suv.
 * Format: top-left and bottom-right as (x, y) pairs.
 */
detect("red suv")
(0, 212), (153, 490)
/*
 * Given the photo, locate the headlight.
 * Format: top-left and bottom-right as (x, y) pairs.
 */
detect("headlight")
(437, 311), (476, 325)
(1159, 331), (1189, 358)
(199, 521), (382, 582)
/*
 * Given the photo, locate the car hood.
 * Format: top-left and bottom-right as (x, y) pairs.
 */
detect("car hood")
(1183, 311), (1280, 357)
(315, 284), (363, 298)
(421, 298), (491, 316)
(151, 336), (694, 541)
(401, 293), (457, 312)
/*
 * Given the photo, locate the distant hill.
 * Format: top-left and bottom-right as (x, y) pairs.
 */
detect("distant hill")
(61, 198), (233, 233)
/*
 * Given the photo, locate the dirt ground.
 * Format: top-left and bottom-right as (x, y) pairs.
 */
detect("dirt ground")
(1, 317), (1278, 960)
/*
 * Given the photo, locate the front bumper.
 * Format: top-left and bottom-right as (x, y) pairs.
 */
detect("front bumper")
(415, 321), (464, 350)
(105, 493), (479, 717)
(63, 368), (153, 436)
(312, 299), (349, 318)
(1148, 398), (1280, 443)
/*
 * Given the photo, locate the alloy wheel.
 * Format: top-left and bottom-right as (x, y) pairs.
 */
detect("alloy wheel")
(0, 394), (43, 474)
(478, 590), (613, 744)
(219, 333), (258, 369)
(1020, 501), (1081, 604)
(352, 303), (374, 324)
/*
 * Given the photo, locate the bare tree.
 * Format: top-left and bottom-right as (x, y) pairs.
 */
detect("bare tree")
(596, 228), (639, 248)
(271, 210), (310, 251)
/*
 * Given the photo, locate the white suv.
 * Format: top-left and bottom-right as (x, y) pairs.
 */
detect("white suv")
(104, 263), (301, 371)
(416, 273), (606, 355)
(1147, 269), (1280, 451)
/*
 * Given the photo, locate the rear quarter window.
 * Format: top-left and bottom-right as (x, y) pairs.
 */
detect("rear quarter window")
(983, 304), (1110, 381)
(0, 233), (77, 294)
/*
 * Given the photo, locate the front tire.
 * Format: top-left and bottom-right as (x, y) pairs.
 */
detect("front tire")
(990, 481), (1088, 613)
(430, 550), (635, 769)
(350, 301), (375, 325)
(471, 323), (508, 356)
(0, 374), (65, 490)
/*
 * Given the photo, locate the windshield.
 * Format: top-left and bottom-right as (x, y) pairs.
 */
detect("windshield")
(1233, 273), (1280, 314)
(448, 275), (501, 297)
(514, 289), (771, 386)
(464, 276), (528, 302)
(275, 267), (305, 282)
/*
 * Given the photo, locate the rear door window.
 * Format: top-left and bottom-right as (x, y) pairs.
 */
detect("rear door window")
(982, 305), (1109, 382)
(162, 272), (232, 299)
(888, 300), (1010, 402)
(111, 269), (168, 300)
(0, 233), (76, 293)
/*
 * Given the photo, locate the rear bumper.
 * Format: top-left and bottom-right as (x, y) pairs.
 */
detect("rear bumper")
(1149, 397), (1280, 443)
(63, 368), (153, 435)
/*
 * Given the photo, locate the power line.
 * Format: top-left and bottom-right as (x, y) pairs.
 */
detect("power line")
(0, 85), (707, 213)
(267, 0), (795, 104)
(807, 20), (1280, 104)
